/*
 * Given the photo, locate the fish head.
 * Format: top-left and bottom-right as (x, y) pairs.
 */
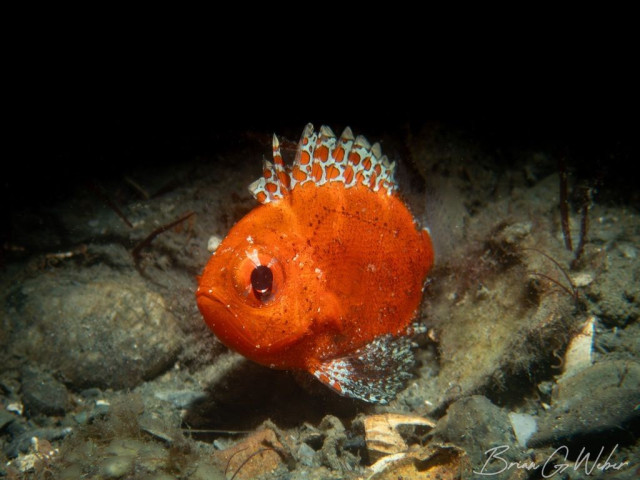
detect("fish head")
(196, 203), (336, 365)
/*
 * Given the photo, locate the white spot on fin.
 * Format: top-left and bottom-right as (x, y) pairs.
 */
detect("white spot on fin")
(312, 334), (416, 404)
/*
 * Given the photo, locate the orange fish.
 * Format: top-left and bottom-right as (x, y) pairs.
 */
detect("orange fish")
(196, 124), (434, 403)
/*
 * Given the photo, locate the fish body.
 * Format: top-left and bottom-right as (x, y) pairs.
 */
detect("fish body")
(196, 124), (434, 403)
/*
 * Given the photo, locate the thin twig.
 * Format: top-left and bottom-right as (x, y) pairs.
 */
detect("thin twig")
(558, 159), (572, 251)
(132, 211), (195, 269)
(523, 247), (578, 299)
(528, 272), (576, 299)
(124, 176), (150, 199)
(87, 182), (133, 228)
(230, 448), (278, 480)
(572, 186), (591, 267)
(225, 447), (248, 478)
(181, 429), (249, 435)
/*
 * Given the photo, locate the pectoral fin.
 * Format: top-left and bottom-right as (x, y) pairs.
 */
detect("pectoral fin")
(311, 333), (417, 404)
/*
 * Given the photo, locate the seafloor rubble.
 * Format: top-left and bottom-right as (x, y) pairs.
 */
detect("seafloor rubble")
(1, 123), (638, 479)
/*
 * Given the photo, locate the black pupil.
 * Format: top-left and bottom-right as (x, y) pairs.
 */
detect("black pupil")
(251, 265), (273, 299)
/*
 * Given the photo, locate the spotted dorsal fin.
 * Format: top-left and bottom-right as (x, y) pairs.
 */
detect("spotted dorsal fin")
(249, 123), (397, 204)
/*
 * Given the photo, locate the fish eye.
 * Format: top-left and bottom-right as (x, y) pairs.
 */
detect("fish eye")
(234, 248), (284, 306)
(251, 265), (273, 300)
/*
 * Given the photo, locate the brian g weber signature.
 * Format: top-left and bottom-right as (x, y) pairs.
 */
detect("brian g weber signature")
(474, 444), (630, 477)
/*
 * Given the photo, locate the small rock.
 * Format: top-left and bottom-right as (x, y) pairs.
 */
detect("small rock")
(529, 360), (640, 447)
(91, 400), (111, 419)
(6, 402), (23, 416)
(153, 389), (207, 409)
(585, 247), (640, 327)
(6, 427), (72, 458)
(297, 442), (317, 467)
(3, 415), (29, 451)
(73, 411), (89, 425)
(80, 388), (103, 399)
(8, 267), (184, 390)
(21, 368), (69, 416)
(0, 408), (17, 429)
(434, 396), (522, 478)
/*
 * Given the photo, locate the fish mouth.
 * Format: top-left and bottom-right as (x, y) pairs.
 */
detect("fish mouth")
(196, 288), (307, 361)
(196, 290), (256, 353)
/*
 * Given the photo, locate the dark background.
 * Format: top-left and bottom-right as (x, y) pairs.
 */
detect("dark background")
(5, 84), (635, 211)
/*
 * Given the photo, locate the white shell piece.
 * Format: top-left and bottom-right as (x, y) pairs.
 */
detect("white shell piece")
(560, 316), (595, 380)
(508, 412), (537, 447)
